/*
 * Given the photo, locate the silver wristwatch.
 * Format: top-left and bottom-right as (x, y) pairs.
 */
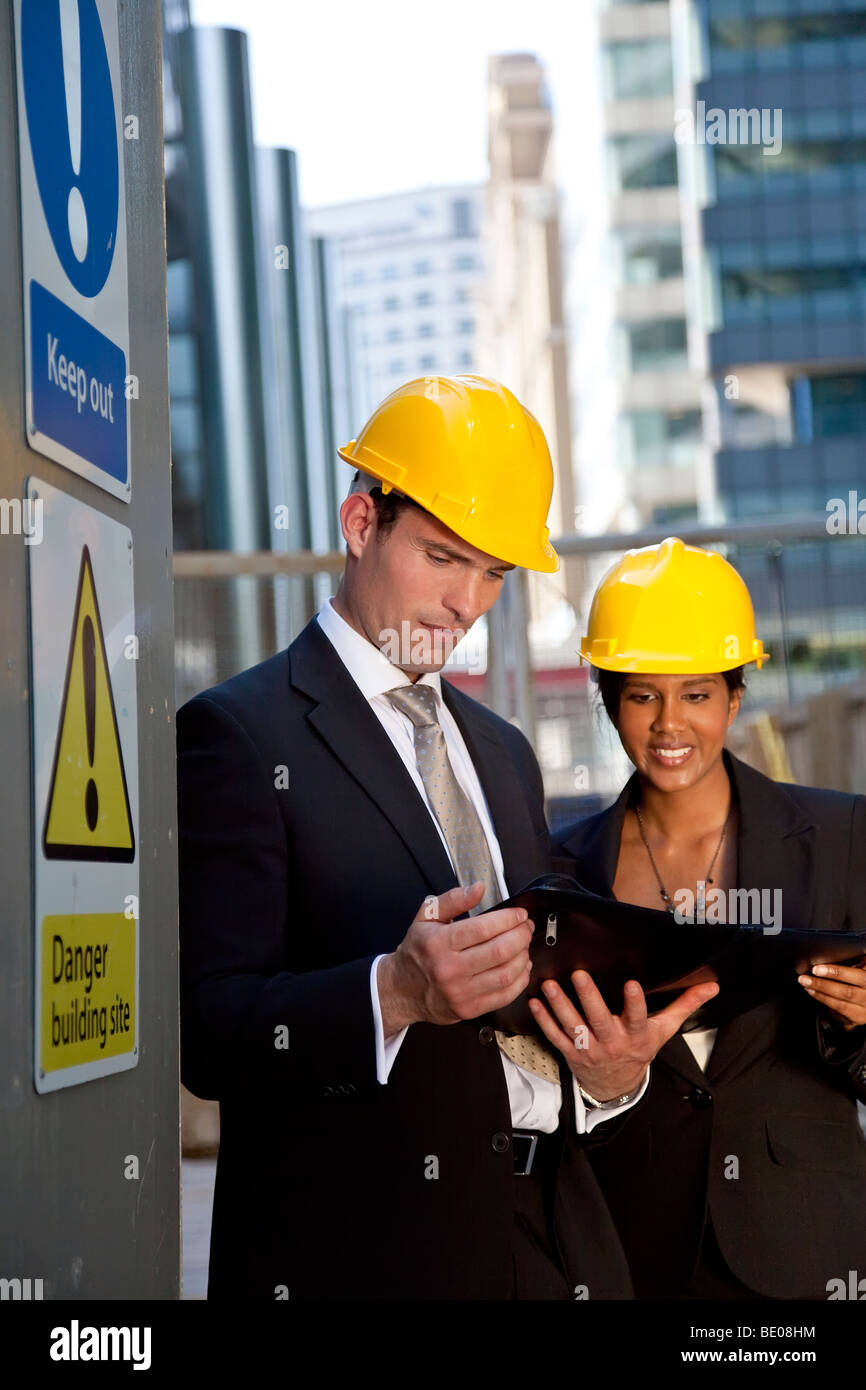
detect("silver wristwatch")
(577, 1078), (644, 1110)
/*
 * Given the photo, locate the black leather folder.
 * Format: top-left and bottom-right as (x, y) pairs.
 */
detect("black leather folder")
(485, 874), (866, 1036)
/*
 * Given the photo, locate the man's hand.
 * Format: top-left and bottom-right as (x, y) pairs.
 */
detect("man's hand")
(528, 970), (720, 1102)
(377, 882), (533, 1037)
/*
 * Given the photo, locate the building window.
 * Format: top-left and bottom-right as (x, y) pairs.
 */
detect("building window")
(720, 262), (866, 323)
(652, 503), (699, 528)
(381, 263), (398, 280)
(708, 11), (866, 77)
(419, 354), (437, 370)
(456, 318), (475, 336)
(798, 372), (866, 440)
(416, 290), (433, 306)
(625, 408), (702, 468)
(454, 254), (476, 271)
(417, 322), (435, 338)
(384, 296), (400, 311)
(605, 40), (672, 101)
(458, 350), (473, 369)
(623, 318), (688, 372)
(387, 359), (405, 375)
(618, 227), (682, 284)
(712, 131), (866, 200)
(349, 268), (366, 286)
(385, 327), (403, 343)
(610, 136), (678, 191)
(454, 285), (469, 303)
(452, 198), (473, 238)
(414, 259), (432, 275)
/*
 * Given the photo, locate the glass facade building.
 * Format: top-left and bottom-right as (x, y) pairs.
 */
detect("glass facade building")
(697, 0), (866, 688)
(161, 8), (358, 688)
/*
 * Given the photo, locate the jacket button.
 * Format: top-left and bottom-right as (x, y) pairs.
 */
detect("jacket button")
(478, 1026), (495, 1045)
(491, 1131), (510, 1154)
(688, 1086), (713, 1109)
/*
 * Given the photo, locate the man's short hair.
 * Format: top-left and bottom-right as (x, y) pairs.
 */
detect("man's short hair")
(349, 469), (427, 539)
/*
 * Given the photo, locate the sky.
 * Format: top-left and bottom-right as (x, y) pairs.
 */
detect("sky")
(189, 0), (591, 208)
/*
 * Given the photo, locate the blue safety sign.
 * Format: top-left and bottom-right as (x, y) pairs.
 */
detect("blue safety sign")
(14, 0), (131, 501)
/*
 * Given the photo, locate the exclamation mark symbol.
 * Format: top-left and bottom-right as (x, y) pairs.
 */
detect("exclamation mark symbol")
(59, 0), (88, 262)
(82, 614), (98, 832)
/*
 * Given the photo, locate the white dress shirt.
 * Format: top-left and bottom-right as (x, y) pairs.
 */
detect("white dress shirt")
(315, 596), (649, 1134)
(682, 1028), (717, 1072)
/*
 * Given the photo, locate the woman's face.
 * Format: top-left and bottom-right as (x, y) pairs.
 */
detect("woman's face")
(613, 672), (741, 793)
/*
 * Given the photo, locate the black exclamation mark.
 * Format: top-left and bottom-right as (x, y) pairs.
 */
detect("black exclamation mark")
(83, 614), (98, 832)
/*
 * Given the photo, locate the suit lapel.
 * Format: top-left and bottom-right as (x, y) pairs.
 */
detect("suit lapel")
(289, 618), (538, 900)
(727, 750), (816, 926)
(554, 777), (635, 896)
(290, 619), (458, 893)
(706, 751), (817, 1083)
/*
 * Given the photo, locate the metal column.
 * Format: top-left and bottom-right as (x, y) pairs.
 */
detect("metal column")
(0, 0), (178, 1298)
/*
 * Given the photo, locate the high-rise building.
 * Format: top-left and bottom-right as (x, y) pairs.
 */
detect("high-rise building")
(695, 0), (866, 694)
(307, 186), (486, 421)
(569, 0), (711, 538)
(482, 53), (582, 616)
(161, 12), (355, 687)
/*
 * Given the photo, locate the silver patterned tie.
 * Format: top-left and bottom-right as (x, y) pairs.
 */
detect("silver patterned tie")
(385, 682), (560, 1084)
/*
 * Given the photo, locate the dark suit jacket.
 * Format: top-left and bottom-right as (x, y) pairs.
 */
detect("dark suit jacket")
(177, 615), (633, 1301)
(551, 749), (866, 1300)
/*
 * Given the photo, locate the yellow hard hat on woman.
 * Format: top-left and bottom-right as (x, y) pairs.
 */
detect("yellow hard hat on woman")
(579, 536), (767, 672)
(338, 374), (559, 573)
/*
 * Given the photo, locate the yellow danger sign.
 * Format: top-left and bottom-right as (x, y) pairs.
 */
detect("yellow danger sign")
(42, 545), (135, 862)
(40, 913), (136, 1071)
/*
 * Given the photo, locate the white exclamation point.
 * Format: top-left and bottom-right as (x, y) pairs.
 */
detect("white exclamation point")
(59, 0), (88, 262)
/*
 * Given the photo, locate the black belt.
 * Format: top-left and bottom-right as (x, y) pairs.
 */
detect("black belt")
(512, 1129), (556, 1177)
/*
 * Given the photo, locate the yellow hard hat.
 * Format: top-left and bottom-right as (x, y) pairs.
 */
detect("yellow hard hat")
(338, 375), (559, 573)
(579, 537), (768, 672)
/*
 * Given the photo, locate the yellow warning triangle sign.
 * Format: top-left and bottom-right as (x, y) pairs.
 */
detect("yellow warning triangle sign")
(43, 545), (135, 862)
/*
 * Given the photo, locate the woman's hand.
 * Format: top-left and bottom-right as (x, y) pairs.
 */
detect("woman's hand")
(528, 969), (719, 1102)
(798, 957), (866, 1030)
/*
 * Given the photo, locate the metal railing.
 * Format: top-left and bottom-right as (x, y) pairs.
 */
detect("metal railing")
(173, 519), (866, 801)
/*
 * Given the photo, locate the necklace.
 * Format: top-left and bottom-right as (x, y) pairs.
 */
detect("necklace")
(634, 802), (731, 916)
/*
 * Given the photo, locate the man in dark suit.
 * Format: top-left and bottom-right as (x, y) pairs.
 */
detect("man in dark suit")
(552, 747), (866, 1300)
(177, 375), (715, 1300)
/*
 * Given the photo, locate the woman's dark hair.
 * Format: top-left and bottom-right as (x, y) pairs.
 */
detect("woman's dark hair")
(594, 666), (746, 727)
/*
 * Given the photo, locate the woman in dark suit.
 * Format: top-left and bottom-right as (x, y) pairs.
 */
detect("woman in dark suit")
(532, 537), (866, 1300)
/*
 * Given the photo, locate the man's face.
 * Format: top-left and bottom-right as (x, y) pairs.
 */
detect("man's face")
(336, 493), (516, 676)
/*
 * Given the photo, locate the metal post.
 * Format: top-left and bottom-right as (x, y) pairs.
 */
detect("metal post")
(0, 0), (178, 1296)
(767, 541), (794, 706)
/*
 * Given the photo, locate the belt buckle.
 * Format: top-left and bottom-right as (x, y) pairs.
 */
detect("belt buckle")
(512, 1130), (539, 1177)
